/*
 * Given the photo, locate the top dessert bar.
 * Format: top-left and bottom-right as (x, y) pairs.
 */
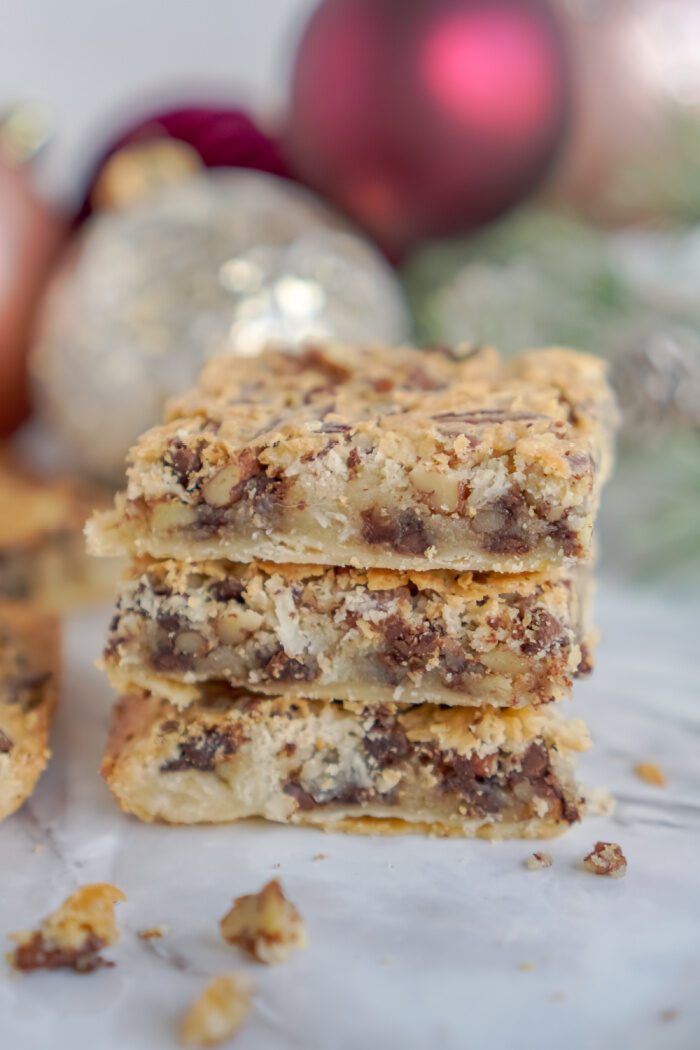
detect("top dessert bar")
(88, 344), (616, 572)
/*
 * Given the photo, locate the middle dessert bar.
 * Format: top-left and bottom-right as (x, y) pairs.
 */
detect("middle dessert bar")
(104, 559), (592, 708)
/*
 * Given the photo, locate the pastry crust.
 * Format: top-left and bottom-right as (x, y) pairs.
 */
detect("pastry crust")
(88, 344), (617, 572)
(0, 603), (60, 821)
(104, 558), (593, 709)
(102, 691), (589, 839)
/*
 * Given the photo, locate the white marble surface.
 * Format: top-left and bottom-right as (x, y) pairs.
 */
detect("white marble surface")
(1, 583), (698, 1050)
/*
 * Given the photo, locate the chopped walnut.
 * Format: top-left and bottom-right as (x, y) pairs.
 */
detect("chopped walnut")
(219, 879), (307, 965)
(179, 973), (252, 1047)
(525, 851), (553, 871)
(583, 842), (627, 879)
(634, 762), (667, 787)
(9, 883), (126, 973)
(138, 925), (168, 941)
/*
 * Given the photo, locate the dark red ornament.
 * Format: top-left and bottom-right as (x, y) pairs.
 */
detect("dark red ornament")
(78, 105), (292, 220)
(288, 0), (570, 257)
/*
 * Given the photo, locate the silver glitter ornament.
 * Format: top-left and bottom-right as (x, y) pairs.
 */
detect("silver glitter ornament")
(30, 170), (411, 482)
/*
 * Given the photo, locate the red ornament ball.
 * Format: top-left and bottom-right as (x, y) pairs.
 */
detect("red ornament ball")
(0, 161), (64, 435)
(288, 0), (570, 256)
(79, 105), (292, 219)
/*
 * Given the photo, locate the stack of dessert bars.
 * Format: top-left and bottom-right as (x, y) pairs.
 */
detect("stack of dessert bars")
(90, 343), (616, 839)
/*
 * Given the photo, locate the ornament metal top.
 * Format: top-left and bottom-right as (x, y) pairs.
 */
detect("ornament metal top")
(31, 169), (411, 482)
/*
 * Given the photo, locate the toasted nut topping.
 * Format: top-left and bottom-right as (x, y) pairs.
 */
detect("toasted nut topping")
(151, 501), (198, 532)
(202, 463), (245, 508)
(179, 973), (252, 1047)
(408, 464), (461, 513)
(220, 879), (307, 965)
(583, 841), (627, 878)
(9, 883), (126, 973)
(216, 609), (264, 646)
(525, 851), (553, 871)
(481, 648), (529, 675)
(634, 762), (667, 787)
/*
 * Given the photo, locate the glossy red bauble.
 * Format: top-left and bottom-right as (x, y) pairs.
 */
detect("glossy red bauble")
(288, 0), (570, 256)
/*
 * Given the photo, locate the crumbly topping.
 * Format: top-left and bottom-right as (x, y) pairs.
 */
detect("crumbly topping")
(525, 851), (553, 870)
(220, 879), (307, 965)
(634, 761), (667, 787)
(9, 883), (126, 972)
(583, 842), (627, 878)
(179, 973), (252, 1047)
(138, 924), (168, 940)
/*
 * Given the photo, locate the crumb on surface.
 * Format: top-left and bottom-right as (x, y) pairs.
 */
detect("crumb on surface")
(220, 879), (307, 966)
(32, 843), (45, 855)
(138, 925), (168, 941)
(9, 883), (126, 973)
(550, 992), (566, 1003)
(634, 762), (667, 787)
(660, 1008), (679, 1023)
(525, 851), (553, 871)
(583, 841), (627, 879)
(179, 973), (252, 1047)
(518, 962), (535, 973)
(312, 853), (327, 862)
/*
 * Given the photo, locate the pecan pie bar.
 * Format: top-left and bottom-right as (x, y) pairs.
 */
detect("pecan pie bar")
(104, 559), (593, 709)
(102, 691), (589, 838)
(88, 344), (616, 572)
(0, 603), (60, 821)
(0, 453), (119, 609)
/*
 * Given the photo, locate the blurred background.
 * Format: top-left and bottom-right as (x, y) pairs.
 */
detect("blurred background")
(1, 0), (699, 600)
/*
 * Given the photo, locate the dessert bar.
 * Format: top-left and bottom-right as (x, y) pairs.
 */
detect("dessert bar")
(102, 690), (589, 838)
(104, 558), (593, 708)
(0, 603), (59, 820)
(88, 344), (616, 572)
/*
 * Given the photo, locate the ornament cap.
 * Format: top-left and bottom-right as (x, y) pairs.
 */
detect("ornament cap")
(90, 139), (202, 212)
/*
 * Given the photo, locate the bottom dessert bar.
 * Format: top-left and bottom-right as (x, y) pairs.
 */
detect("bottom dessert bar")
(103, 692), (590, 839)
(0, 603), (60, 821)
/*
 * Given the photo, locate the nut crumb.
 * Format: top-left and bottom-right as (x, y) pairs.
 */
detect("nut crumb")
(660, 1008), (679, 1023)
(220, 879), (307, 965)
(32, 843), (45, 855)
(525, 851), (553, 871)
(138, 925), (168, 941)
(312, 853), (327, 862)
(518, 962), (535, 973)
(179, 973), (252, 1047)
(8, 883), (126, 973)
(583, 841), (627, 879)
(634, 762), (667, 787)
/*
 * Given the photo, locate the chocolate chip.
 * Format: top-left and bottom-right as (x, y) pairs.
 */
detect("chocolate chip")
(480, 491), (531, 556)
(439, 638), (486, 686)
(521, 610), (564, 655)
(520, 742), (550, 779)
(248, 473), (288, 519)
(0, 729), (13, 753)
(260, 649), (318, 682)
(546, 518), (580, 557)
(165, 439), (203, 488)
(380, 616), (441, 676)
(363, 708), (411, 768)
(160, 726), (242, 772)
(360, 508), (430, 556)
(283, 780), (316, 811)
(347, 447), (361, 473)
(209, 578), (245, 603)
(11, 932), (111, 974)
